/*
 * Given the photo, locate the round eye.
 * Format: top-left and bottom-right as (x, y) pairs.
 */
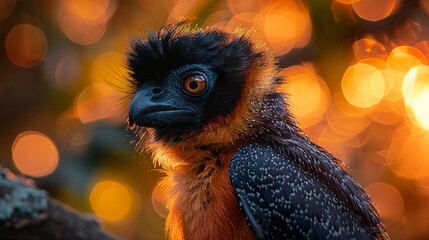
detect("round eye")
(183, 74), (207, 95)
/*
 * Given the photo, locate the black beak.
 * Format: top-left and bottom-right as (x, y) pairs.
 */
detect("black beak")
(128, 87), (195, 128)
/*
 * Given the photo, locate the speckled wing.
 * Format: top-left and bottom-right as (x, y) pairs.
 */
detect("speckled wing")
(228, 143), (376, 240)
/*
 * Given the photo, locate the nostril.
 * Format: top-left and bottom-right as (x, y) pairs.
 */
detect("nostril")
(152, 87), (162, 95)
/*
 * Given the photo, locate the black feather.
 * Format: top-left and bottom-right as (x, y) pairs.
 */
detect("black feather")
(229, 142), (386, 239)
(126, 20), (261, 120)
(228, 91), (387, 239)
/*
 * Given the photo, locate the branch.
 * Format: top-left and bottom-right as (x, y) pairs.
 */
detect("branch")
(0, 167), (118, 240)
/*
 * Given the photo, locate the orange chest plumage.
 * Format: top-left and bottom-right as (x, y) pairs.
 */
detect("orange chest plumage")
(159, 150), (256, 240)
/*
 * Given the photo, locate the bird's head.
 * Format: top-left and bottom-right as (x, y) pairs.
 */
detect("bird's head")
(126, 20), (287, 147)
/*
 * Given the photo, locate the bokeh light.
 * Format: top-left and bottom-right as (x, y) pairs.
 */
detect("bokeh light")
(331, 1), (356, 26)
(352, 0), (397, 22)
(282, 64), (330, 128)
(341, 63), (385, 108)
(388, 46), (427, 70)
(56, 112), (94, 154)
(327, 93), (372, 139)
(387, 127), (429, 179)
(58, 0), (117, 45)
(421, 0), (429, 15)
(67, 0), (110, 21)
(227, 0), (260, 15)
(203, 10), (231, 27)
(90, 51), (127, 86)
(365, 182), (404, 224)
(226, 12), (259, 30)
(0, 0), (16, 20)
(11, 131), (59, 177)
(335, 0), (359, 4)
(402, 65), (428, 102)
(2, 1), (429, 239)
(54, 53), (81, 89)
(414, 40), (429, 63)
(416, 163), (429, 195)
(226, 0), (312, 56)
(75, 83), (123, 124)
(90, 180), (134, 221)
(262, 1), (312, 55)
(352, 38), (387, 60)
(410, 89), (429, 130)
(4, 24), (47, 68)
(151, 183), (168, 219)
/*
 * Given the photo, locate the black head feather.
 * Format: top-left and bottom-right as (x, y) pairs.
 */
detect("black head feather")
(126, 20), (264, 122)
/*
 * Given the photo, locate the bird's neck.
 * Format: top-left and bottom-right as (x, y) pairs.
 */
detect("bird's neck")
(154, 143), (255, 239)
(141, 91), (300, 169)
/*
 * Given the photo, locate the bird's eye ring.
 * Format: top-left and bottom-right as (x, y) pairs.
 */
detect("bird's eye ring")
(183, 74), (207, 95)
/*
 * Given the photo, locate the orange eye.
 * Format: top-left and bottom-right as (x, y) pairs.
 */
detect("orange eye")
(183, 74), (207, 95)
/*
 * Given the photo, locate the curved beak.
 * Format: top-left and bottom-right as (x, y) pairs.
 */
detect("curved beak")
(128, 88), (195, 128)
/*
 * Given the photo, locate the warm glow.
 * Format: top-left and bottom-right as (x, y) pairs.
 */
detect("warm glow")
(388, 49), (425, 76)
(12, 131), (59, 177)
(416, 163), (429, 195)
(5, 24), (47, 68)
(58, 9), (107, 45)
(282, 65), (330, 128)
(327, 94), (372, 138)
(57, 0), (116, 45)
(369, 100), (404, 125)
(261, 1), (312, 55)
(401, 65), (429, 130)
(335, 0), (360, 3)
(2, 1), (429, 239)
(352, 38), (387, 60)
(54, 54), (81, 89)
(357, 58), (396, 98)
(226, 12), (259, 31)
(365, 182), (404, 223)
(390, 46), (427, 66)
(0, 0), (16, 20)
(77, 51), (127, 124)
(91, 51), (127, 85)
(352, 0), (396, 22)
(402, 65), (429, 106)
(151, 183), (168, 218)
(314, 126), (349, 162)
(75, 83), (122, 124)
(414, 41), (429, 63)
(421, 0), (429, 15)
(387, 127), (429, 179)
(342, 63), (385, 108)
(384, 47), (425, 102)
(56, 112), (94, 149)
(67, 0), (110, 21)
(90, 180), (133, 221)
(226, 0), (312, 56)
(203, 10), (231, 28)
(411, 89), (429, 130)
(168, 0), (205, 21)
(331, 0), (359, 26)
(227, 0), (260, 14)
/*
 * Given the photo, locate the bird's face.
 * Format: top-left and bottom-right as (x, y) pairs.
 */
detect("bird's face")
(126, 21), (260, 139)
(128, 64), (217, 129)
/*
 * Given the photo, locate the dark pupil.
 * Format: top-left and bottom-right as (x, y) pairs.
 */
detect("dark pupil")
(189, 81), (198, 90)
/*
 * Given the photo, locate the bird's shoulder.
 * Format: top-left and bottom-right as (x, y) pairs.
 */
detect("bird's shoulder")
(228, 142), (379, 239)
(228, 142), (300, 184)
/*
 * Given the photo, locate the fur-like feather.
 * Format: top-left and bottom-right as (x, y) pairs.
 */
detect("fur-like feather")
(127, 19), (388, 240)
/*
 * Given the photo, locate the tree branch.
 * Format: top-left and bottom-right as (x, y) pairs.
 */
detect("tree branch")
(0, 167), (118, 240)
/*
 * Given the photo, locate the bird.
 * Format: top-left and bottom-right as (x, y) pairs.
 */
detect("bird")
(125, 19), (389, 240)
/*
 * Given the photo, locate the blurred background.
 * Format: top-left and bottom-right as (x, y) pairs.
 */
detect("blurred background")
(1, 0), (429, 239)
